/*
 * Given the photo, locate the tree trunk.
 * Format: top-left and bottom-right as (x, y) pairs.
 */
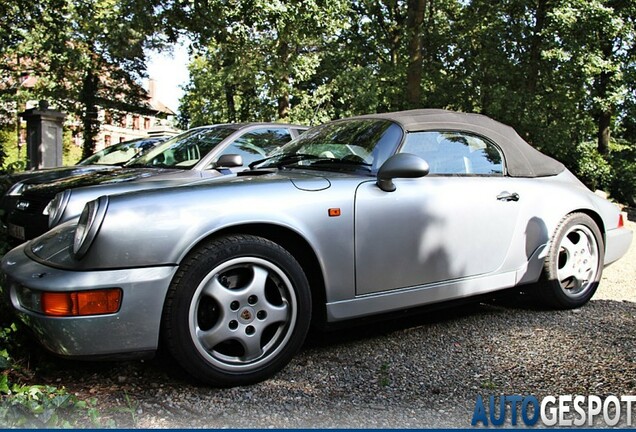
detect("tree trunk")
(80, 69), (99, 159)
(598, 109), (611, 156)
(277, 40), (290, 119)
(240, 87), (257, 122)
(596, 42), (614, 156)
(277, 90), (290, 119)
(225, 84), (236, 122)
(406, 0), (426, 108)
(526, 0), (549, 95)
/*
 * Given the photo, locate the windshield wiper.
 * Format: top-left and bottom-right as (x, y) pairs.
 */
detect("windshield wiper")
(278, 154), (326, 168)
(311, 158), (371, 166)
(308, 158), (372, 172)
(250, 153), (324, 169)
(248, 157), (270, 169)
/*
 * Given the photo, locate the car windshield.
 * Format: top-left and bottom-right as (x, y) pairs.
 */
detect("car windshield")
(125, 126), (237, 169)
(77, 138), (162, 166)
(254, 119), (403, 173)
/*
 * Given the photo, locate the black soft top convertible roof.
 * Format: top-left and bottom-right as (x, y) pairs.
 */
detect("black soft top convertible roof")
(355, 109), (565, 178)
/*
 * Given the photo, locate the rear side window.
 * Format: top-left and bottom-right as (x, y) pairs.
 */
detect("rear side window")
(401, 131), (504, 175)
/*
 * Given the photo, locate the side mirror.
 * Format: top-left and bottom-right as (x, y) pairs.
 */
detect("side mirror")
(216, 154), (243, 168)
(376, 153), (429, 192)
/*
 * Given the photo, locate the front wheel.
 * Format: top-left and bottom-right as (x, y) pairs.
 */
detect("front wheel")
(537, 212), (604, 309)
(162, 234), (311, 387)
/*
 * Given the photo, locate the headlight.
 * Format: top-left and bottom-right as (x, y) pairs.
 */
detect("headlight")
(73, 196), (109, 259)
(7, 182), (30, 196)
(43, 190), (71, 228)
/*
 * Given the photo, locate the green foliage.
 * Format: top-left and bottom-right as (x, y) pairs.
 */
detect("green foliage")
(0, 125), (27, 173)
(0, 274), (31, 376)
(480, 379), (498, 390)
(1, 0), (169, 157)
(378, 362), (390, 387)
(1, 312), (107, 427)
(111, 390), (138, 426)
(2, 0), (634, 204)
(560, 139), (636, 205)
(179, 0), (351, 127)
(0, 305), (108, 427)
(574, 141), (613, 192)
(608, 141), (636, 206)
(0, 383), (101, 428)
(0, 323), (18, 373)
(63, 130), (83, 166)
(0, 234), (108, 428)
(175, 0), (635, 205)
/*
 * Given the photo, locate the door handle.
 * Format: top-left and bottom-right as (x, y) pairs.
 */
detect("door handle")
(497, 191), (519, 202)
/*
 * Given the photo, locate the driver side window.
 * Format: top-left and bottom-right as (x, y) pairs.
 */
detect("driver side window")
(401, 131), (503, 175)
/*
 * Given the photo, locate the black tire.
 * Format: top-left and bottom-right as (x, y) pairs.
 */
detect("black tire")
(537, 212), (604, 309)
(162, 234), (311, 387)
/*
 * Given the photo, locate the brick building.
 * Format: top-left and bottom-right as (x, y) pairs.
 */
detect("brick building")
(94, 79), (179, 151)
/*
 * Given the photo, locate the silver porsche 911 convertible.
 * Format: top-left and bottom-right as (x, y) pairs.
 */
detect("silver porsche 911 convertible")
(1, 109), (632, 387)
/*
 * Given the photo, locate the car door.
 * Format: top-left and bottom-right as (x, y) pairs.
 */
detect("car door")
(354, 130), (523, 295)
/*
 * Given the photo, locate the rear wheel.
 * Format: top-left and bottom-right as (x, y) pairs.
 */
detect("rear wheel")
(162, 234), (311, 387)
(537, 213), (604, 309)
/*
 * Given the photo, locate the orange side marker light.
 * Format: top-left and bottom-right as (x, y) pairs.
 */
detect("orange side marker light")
(328, 208), (341, 217)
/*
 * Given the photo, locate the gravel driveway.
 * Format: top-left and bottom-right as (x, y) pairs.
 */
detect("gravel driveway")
(36, 219), (636, 428)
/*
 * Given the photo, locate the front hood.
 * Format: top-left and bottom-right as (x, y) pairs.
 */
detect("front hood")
(0, 165), (116, 195)
(19, 165), (118, 185)
(236, 169), (332, 191)
(58, 174), (226, 225)
(102, 169), (337, 202)
(23, 167), (185, 197)
(29, 168), (368, 270)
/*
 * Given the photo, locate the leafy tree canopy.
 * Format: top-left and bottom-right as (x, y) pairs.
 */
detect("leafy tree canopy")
(1, 0), (169, 158)
(1, 0), (634, 203)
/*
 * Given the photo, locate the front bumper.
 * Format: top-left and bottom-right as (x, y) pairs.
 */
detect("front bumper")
(6, 202), (50, 242)
(1, 243), (177, 358)
(604, 226), (633, 267)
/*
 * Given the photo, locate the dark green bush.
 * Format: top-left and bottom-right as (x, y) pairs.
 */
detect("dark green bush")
(561, 139), (635, 206)
(573, 141), (612, 192)
(608, 141), (636, 206)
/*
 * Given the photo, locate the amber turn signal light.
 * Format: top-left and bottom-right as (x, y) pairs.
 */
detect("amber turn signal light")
(41, 289), (122, 317)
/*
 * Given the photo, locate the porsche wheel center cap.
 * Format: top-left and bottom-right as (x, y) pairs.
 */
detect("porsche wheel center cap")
(238, 307), (255, 324)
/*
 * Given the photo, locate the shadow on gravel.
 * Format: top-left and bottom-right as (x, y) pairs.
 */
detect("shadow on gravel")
(20, 284), (619, 391)
(21, 297), (494, 388)
(305, 301), (485, 349)
(303, 287), (545, 350)
(23, 289), (540, 386)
